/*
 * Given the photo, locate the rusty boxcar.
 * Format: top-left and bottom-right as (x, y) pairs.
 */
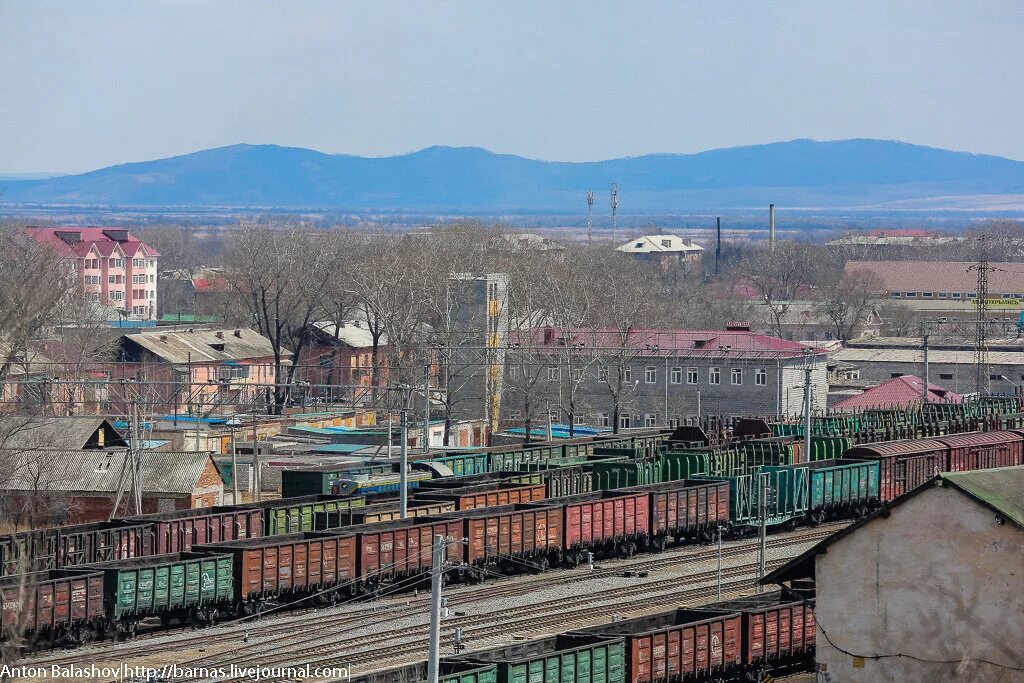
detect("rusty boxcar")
(0, 569), (104, 644)
(709, 591), (816, 677)
(939, 431), (1024, 472)
(414, 482), (547, 510)
(617, 479), (730, 549)
(523, 490), (650, 564)
(119, 506), (263, 555)
(843, 439), (945, 502)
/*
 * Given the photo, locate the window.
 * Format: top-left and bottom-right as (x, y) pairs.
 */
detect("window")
(889, 292), (901, 299)
(990, 374), (1002, 381)
(597, 365), (608, 381)
(922, 292), (933, 299)
(938, 293), (948, 299)
(644, 413), (657, 427)
(619, 413), (632, 429)
(133, 258), (145, 268)
(967, 292), (977, 299)
(891, 373), (902, 378)
(755, 368), (767, 386)
(508, 366), (519, 380)
(686, 367), (698, 384)
(573, 414), (585, 426)
(670, 367), (683, 384)
(109, 275), (116, 284)
(109, 258), (123, 268)
(660, 238), (671, 248)
(905, 292), (917, 298)
(547, 366), (559, 382)
(149, 274), (155, 283)
(709, 367), (720, 385)
(731, 368), (742, 385)
(148, 291), (154, 299)
(952, 293), (962, 299)
(133, 274), (146, 284)
(623, 367), (632, 383)
(600, 413), (610, 427)
(571, 368), (582, 381)
(645, 366), (657, 383)
(940, 373), (953, 380)
(108, 291), (124, 302)
(669, 416), (680, 428)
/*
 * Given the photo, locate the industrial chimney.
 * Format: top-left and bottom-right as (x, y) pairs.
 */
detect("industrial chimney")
(769, 204), (776, 250)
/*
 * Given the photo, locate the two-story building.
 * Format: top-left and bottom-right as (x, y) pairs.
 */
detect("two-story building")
(23, 227), (160, 320)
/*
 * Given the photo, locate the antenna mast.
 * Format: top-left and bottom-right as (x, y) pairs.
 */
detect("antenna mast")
(610, 182), (619, 242)
(586, 190), (595, 241)
(971, 235), (992, 396)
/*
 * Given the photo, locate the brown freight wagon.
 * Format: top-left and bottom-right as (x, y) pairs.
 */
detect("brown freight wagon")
(843, 439), (946, 502)
(414, 482), (547, 510)
(423, 503), (563, 577)
(0, 569), (104, 644)
(523, 490), (650, 564)
(573, 608), (742, 683)
(349, 518), (463, 589)
(0, 521), (154, 576)
(196, 532), (356, 608)
(939, 431), (1024, 472)
(709, 591), (816, 678)
(120, 506), (263, 555)
(616, 480), (729, 549)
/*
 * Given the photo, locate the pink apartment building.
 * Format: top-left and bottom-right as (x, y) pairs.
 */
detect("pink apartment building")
(24, 227), (160, 320)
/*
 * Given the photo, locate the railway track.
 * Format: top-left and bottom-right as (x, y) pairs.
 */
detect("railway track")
(28, 523), (837, 679)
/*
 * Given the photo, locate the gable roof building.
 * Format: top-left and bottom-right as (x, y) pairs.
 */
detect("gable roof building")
(765, 467), (1024, 682)
(832, 374), (962, 411)
(616, 234), (704, 260)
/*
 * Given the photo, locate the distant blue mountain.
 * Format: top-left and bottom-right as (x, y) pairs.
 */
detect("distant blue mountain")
(2, 139), (1023, 211)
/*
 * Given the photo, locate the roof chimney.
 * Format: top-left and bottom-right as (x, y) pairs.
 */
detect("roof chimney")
(769, 204), (775, 251)
(233, 329), (242, 338)
(215, 331), (224, 340)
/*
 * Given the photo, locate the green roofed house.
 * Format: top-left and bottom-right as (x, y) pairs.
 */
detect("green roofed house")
(764, 466), (1024, 682)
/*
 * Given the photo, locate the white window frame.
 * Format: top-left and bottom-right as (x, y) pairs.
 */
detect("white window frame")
(687, 367), (698, 384)
(597, 365), (608, 381)
(731, 368), (742, 385)
(547, 366), (559, 382)
(619, 413), (632, 429)
(645, 366), (657, 384)
(670, 367), (682, 384)
(755, 368), (767, 386)
(623, 367), (632, 383)
(709, 367), (720, 385)
(600, 413), (610, 427)
(644, 413), (657, 427)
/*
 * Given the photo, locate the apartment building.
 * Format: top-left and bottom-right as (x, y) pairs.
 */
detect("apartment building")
(24, 226), (160, 320)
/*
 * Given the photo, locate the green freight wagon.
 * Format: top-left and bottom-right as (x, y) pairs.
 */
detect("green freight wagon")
(694, 466), (809, 528)
(461, 634), (625, 683)
(248, 494), (367, 535)
(488, 447), (588, 472)
(808, 436), (853, 461)
(89, 551), (233, 632)
(762, 458), (879, 524)
(659, 451), (713, 481)
(591, 458), (663, 490)
(350, 661), (498, 683)
(423, 451), (491, 478)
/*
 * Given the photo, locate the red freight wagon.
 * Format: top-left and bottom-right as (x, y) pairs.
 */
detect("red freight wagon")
(844, 439), (945, 502)
(523, 490), (650, 563)
(414, 482), (547, 510)
(0, 569), (104, 642)
(121, 506), (263, 555)
(350, 519), (462, 586)
(573, 608), (742, 683)
(710, 591), (816, 675)
(618, 480), (729, 548)
(424, 504), (563, 574)
(198, 532), (356, 604)
(940, 431), (1024, 472)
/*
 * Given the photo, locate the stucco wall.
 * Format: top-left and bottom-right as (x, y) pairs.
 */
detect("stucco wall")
(816, 485), (1024, 682)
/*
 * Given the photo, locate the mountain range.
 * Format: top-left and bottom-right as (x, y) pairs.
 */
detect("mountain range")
(2, 139), (1024, 211)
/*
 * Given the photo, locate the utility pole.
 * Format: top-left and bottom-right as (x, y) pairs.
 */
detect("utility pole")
(252, 413), (261, 502)
(227, 418), (240, 504)
(758, 472), (770, 590)
(803, 363), (813, 463)
(922, 333), (930, 404)
(399, 409), (409, 519)
(663, 356), (669, 427)
(715, 217), (722, 276)
(970, 237), (993, 396)
(387, 410), (393, 460)
(426, 534), (446, 683)
(610, 182), (619, 242)
(586, 190), (595, 241)
(545, 397), (553, 442)
(716, 524), (723, 601)
(423, 364), (431, 453)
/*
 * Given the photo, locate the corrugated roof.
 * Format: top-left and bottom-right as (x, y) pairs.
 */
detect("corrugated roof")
(313, 320), (386, 349)
(833, 375), (962, 410)
(942, 466), (1024, 528)
(0, 417), (127, 450)
(834, 347), (1024, 365)
(845, 260), (1024, 294)
(124, 327), (284, 364)
(0, 448), (218, 495)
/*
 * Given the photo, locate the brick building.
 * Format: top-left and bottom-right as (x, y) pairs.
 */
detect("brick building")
(23, 227), (160, 321)
(296, 319), (389, 391)
(0, 449), (223, 524)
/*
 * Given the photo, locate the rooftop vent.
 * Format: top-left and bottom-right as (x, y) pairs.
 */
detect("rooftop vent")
(233, 329), (242, 338)
(102, 229), (130, 242)
(159, 334), (168, 342)
(54, 230), (83, 245)
(215, 331), (224, 340)
(725, 322), (751, 332)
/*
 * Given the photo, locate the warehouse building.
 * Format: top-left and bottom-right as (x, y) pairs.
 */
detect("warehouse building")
(766, 467), (1024, 682)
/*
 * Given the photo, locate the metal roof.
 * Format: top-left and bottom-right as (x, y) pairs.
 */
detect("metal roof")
(0, 448), (218, 495)
(123, 327), (284, 364)
(942, 466), (1024, 528)
(0, 417), (127, 450)
(833, 347), (1024, 365)
(312, 320), (386, 349)
(616, 235), (704, 254)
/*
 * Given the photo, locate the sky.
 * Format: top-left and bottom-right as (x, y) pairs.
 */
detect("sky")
(1, 1), (1023, 174)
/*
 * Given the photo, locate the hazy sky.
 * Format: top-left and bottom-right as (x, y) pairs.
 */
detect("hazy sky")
(2, 1), (1022, 173)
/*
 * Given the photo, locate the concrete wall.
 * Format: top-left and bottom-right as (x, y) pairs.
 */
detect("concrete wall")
(816, 485), (1024, 682)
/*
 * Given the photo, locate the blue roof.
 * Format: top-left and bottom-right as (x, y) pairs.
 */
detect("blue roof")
(310, 443), (373, 454)
(160, 414), (228, 425)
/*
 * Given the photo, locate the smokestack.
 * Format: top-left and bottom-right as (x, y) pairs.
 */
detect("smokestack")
(715, 217), (721, 276)
(769, 204), (776, 251)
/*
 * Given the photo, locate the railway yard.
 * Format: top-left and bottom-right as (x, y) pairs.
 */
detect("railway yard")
(22, 524), (839, 682)
(4, 398), (1024, 682)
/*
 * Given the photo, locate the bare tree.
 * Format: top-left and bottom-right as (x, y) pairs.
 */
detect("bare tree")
(815, 269), (886, 341)
(739, 242), (823, 338)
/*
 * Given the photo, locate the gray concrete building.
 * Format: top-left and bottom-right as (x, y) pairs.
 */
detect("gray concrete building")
(767, 467), (1024, 683)
(503, 326), (827, 428)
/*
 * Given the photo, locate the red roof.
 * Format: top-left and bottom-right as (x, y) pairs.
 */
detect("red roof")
(833, 375), (962, 411)
(510, 327), (822, 359)
(193, 275), (229, 293)
(23, 227), (160, 259)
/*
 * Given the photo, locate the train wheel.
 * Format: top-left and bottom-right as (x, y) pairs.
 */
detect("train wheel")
(535, 556), (549, 572)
